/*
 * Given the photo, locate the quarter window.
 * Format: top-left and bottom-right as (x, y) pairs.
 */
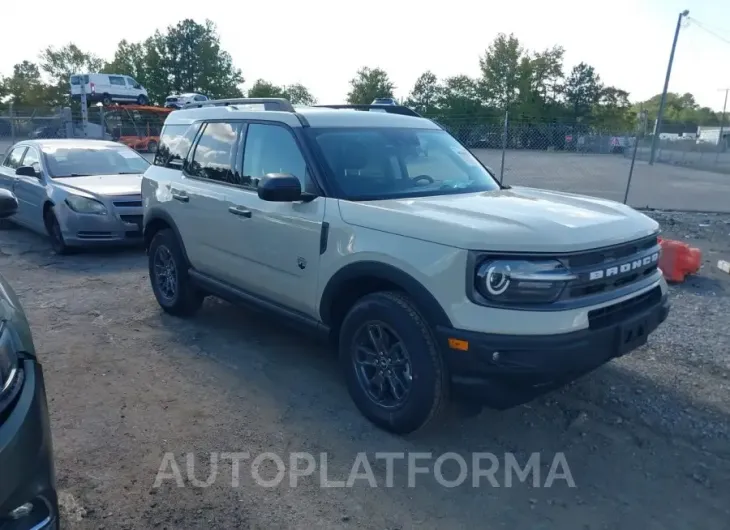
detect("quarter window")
(3, 147), (27, 169)
(21, 147), (41, 170)
(186, 122), (242, 184)
(242, 124), (307, 190)
(153, 123), (201, 169)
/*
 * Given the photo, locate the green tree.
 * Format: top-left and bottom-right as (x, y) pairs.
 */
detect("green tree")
(437, 75), (484, 120)
(247, 80), (316, 105)
(405, 71), (442, 115)
(284, 83), (316, 106)
(103, 39), (147, 82)
(635, 92), (720, 127)
(563, 62), (603, 121)
(247, 79), (286, 98)
(139, 32), (171, 105)
(162, 19), (243, 100)
(2, 61), (48, 107)
(594, 86), (633, 131)
(39, 43), (104, 106)
(346, 67), (395, 105)
(479, 33), (523, 109)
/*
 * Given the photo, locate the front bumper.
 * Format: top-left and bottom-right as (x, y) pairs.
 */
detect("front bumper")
(0, 360), (58, 529)
(436, 287), (670, 409)
(57, 198), (144, 247)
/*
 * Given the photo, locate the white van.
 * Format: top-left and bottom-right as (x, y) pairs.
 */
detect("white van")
(70, 73), (149, 106)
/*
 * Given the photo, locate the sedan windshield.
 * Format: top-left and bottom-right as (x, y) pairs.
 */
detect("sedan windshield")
(42, 145), (150, 178)
(307, 127), (500, 200)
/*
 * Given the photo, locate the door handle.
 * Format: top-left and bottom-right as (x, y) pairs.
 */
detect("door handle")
(228, 206), (252, 218)
(171, 190), (189, 202)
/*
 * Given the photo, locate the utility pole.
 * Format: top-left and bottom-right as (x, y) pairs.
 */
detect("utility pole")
(649, 9), (690, 165)
(717, 88), (729, 158)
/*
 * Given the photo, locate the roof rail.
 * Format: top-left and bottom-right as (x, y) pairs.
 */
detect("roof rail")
(313, 104), (422, 117)
(182, 98), (295, 112)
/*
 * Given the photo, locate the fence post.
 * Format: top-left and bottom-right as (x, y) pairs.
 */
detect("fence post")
(99, 106), (106, 140)
(624, 129), (642, 205)
(62, 107), (73, 138)
(9, 102), (15, 145)
(499, 110), (508, 185)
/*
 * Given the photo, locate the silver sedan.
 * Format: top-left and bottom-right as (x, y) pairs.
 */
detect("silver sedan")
(0, 139), (150, 254)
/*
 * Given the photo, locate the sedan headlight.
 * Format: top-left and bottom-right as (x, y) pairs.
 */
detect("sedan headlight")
(0, 321), (19, 394)
(475, 259), (577, 304)
(65, 195), (107, 215)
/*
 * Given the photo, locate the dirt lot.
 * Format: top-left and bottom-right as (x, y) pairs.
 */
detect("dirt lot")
(1, 211), (729, 530)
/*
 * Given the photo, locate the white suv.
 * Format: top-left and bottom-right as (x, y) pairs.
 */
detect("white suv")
(141, 98), (670, 434)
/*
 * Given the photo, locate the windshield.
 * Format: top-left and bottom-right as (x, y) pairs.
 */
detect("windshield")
(42, 145), (150, 178)
(307, 127), (500, 200)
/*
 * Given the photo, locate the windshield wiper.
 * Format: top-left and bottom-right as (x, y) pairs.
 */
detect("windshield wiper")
(116, 171), (140, 174)
(59, 173), (91, 177)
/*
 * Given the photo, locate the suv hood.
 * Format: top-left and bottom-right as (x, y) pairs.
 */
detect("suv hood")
(338, 187), (659, 253)
(54, 174), (142, 197)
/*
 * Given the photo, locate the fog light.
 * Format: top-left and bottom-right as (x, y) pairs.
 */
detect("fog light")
(9, 502), (33, 519)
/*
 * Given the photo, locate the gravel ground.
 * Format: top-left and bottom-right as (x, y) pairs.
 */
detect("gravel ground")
(1, 211), (729, 530)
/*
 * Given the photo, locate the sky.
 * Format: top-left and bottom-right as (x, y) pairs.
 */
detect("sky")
(1, 0), (729, 111)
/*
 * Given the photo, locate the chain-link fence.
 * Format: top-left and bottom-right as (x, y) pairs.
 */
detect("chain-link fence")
(435, 112), (729, 213)
(627, 134), (730, 175)
(0, 104), (168, 161)
(1, 105), (728, 213)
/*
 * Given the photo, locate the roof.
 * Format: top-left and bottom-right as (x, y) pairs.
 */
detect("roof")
(165, 105), (440, 129)
(16, 139), (130, 151)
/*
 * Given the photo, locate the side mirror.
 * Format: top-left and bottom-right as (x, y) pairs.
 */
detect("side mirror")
(0, 189), (18, 219)
(134, 84), (141, 89)
(257, 173), (303, 202)
(16, 166), (38, 178)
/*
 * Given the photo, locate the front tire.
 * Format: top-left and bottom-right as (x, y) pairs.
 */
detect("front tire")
(137, 95), (148, 105)
(44, 210), (71, 255)
(148, 229), (204, 316)
(339, 291), (449, 434)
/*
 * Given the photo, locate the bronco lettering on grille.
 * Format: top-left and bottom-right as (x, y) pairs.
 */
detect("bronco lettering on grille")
(588, 252), (659, 281)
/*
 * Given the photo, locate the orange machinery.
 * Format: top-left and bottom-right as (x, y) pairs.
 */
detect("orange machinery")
(104, 105), (172, 153)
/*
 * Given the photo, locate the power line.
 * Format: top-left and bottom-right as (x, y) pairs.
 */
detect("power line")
(687, 17), (730, 47)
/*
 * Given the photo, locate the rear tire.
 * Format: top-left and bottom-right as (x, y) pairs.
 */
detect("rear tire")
(148, 228), (204, 317)
(147, 140), (158, 153)
(339, 291), (449, 435)
(44, 210), (72, 255)
(137, 95), (148, 105)
(101, 94), (112, 106)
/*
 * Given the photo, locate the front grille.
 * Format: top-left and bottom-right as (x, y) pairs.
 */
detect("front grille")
(565, 235), (658, 269)
(563, 235), (661, 299)
(77, 231), (112, 239)
(588, 286), (662, 330)
(113, 200), (142, 208)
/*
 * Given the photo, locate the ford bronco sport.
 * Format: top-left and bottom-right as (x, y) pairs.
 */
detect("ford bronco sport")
(142, 98), (670, 434)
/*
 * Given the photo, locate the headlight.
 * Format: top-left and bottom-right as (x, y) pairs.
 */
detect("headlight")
(65, 195), (107, 215)
(475, 259), (576, 304)
(0, 321), (19, 393)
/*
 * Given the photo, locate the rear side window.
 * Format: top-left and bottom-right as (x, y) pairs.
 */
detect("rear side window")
(70, 75), (89, 85)
(109, 76), (125, 86)
(186, 122), (242, 184)
(153, 123), (201, 169)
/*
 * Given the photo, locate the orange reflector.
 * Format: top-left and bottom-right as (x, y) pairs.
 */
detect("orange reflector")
(448, 338), (469, 351)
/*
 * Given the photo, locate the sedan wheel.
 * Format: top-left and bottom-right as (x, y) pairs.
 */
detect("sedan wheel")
(45, 212), (71, 255)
